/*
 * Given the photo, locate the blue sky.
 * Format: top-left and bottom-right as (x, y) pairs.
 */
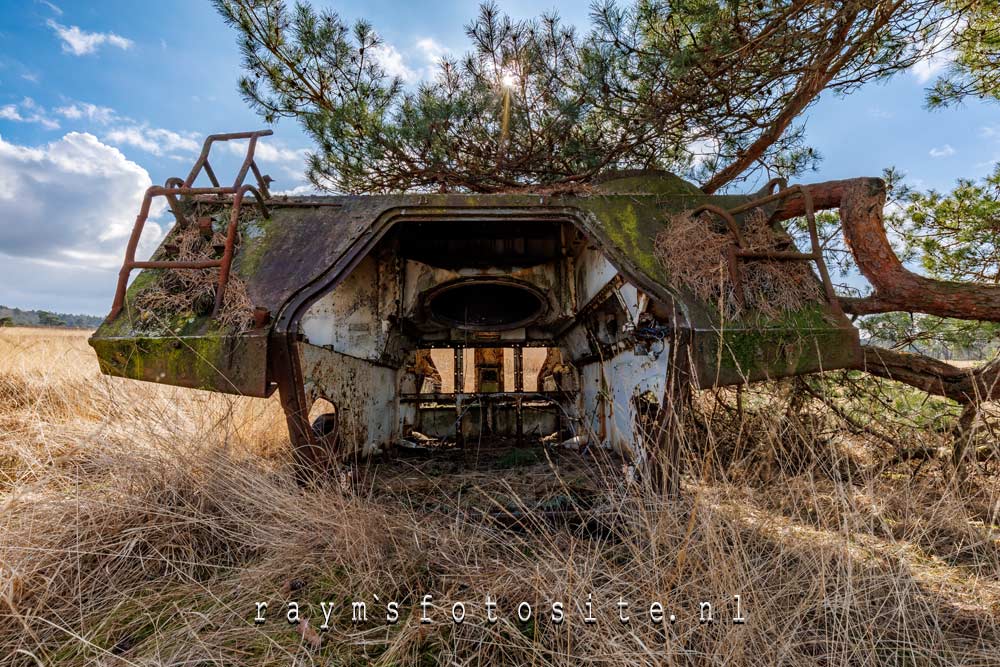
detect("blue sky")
(0, 0), (998, 315)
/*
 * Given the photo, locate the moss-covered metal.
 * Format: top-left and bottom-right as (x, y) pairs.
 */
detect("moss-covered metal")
(689, 304), (859, 385)
(90, 171), (860, 394)
(90, 262), (270, 396)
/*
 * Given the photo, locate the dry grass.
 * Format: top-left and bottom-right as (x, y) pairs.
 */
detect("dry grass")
(131, 222), (255, 332)
(2, 327), (999, 665)
(655, 209), (823, 321)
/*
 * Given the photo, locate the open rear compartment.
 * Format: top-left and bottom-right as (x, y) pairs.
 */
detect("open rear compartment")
(402, 346), (568, 448)
(293, 214), (674, 466)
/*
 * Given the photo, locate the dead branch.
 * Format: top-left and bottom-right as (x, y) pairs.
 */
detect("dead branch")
(856, 346), (1000, 404)
(797, 379), (899, 449)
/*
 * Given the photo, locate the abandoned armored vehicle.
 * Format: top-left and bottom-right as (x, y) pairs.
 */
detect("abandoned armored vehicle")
(90, 131), (866, 482)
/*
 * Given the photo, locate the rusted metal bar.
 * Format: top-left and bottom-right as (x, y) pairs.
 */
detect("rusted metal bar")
(736, 250), (816, 260)
(197, 217), (214, 238)
(202, 160), (221, 188)
(133, 260), (222, 269)
(232, 135), (261, 190)
(213, 184), (268, 315)
(692, 203), (746, 247)
(156, 186), (240, 196)
(110, 187), (159, 318)
(454, 349), (464, 448)
(730, 184), (841, 314)
(791, 185), (842, 314)
(693, 204), (746, 304)
(514, 347), (524, 392)
(163, 177), (188, 227)
(253, 307), (270, 329)
(694, 184), (844, 316)
(183, 129), (272, 188)
(250, 161), (271, 199)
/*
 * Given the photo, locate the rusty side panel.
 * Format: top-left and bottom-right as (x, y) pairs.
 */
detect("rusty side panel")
(299, 342), (399, 455)
(300, 252), (398, 361)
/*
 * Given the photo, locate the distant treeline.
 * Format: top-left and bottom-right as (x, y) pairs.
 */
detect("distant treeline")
(0, 305), (103, 329)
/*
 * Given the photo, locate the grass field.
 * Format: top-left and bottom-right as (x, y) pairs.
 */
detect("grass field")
(1, 327), (999, 665)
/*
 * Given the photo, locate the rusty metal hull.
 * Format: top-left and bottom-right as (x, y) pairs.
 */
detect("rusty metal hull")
(89, 159), (865, 476)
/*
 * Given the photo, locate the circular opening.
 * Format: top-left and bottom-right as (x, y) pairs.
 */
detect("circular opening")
(427, 280), (545, 331)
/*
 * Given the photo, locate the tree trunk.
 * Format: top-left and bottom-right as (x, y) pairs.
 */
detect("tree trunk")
(772, 178), (1000, 321)
(755, 177), (1000, 471)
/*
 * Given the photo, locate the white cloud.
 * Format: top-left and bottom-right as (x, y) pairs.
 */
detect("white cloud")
(416, 38), (448, 63)
(908, 18), (960, 84)
(273, 183), (323, 197)
(910, 51), (952, 84)
(225, 138), (308, 164)
(929, 144), (956, 158)
(414, 37), (450, 79)
(36, 0), (62, 15)
(104, 125), (199, 156)
(55, 102), (116, 124)
(0, 98), (59, 130)
(982, 125), (1000, 140)
(47, 20), (133, 56)
(372, 43), (418, 83)
(0, 132), (164, 280)
(371, 37), (453, 84)
(685, 131), (720, 167)
(868, 106), (894, 120)
(26, 102), (202, 160)
(0, 98), (120, 130)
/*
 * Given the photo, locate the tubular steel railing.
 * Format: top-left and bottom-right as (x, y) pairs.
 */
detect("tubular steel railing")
(109, 130), (273, 320)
